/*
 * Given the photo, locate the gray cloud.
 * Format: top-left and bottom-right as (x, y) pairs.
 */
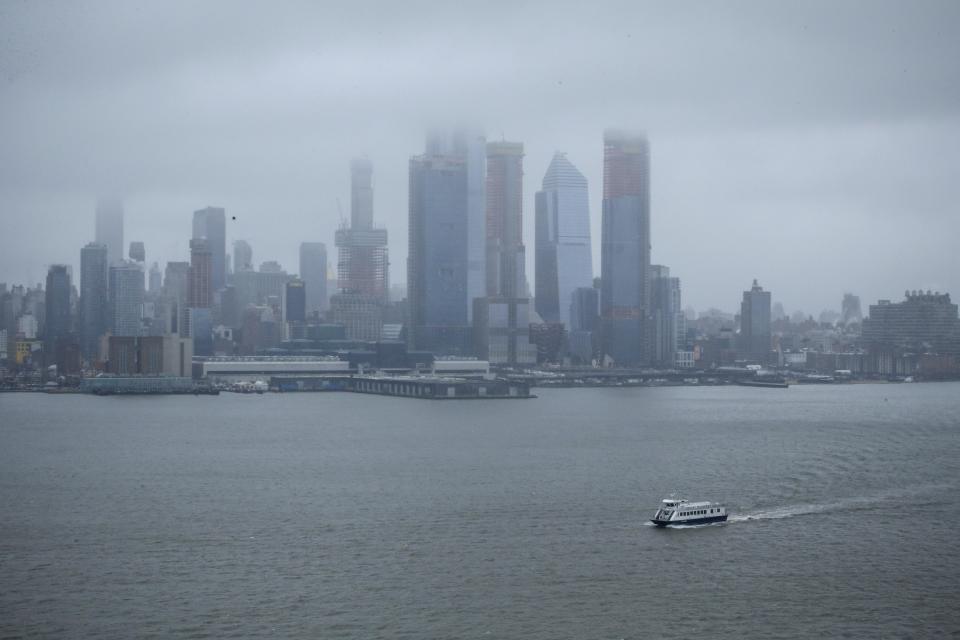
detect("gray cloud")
(2, 0), (958, 313)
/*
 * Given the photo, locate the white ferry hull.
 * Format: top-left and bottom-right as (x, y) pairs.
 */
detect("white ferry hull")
(651, 514), (727, 527)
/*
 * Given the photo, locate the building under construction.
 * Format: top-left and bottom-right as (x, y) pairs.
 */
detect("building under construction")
(335, 158), (389, 303)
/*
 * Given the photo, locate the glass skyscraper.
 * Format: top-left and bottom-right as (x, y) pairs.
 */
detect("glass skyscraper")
(95, 197), (124, 267)
(109, 261), (144, 337)
(299, 242), (327, 315)
(535, 152), (593, 328)
(426, 128), (486, 322)
(192, 206), (226, 293)
(80, 243), (108, 361)
(600, 130), (651, 366)
(739, 279), (772, 363)
(407, 153), (472, 354)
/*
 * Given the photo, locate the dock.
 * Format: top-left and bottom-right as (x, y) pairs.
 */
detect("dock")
(271, 374), (533, 399)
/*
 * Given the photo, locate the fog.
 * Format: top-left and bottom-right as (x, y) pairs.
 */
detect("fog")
(2, 0), (958, 314)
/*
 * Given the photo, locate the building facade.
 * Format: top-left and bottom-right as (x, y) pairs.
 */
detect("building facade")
(80, 244), (109, 361)
(299, 242), (327, 315)
(485, 141), (526, 299)
(328, 293), (384, 342)
(95, 197), (124, 266)
(284, 279), (306, 324)
(44, 265), (73, 370)
(535, 152), (593, 327)
(568, 286), (600, 364)
(862, 291), (960, 356)
(650, 265), (683, 368)
(335, 159), (389, 302)
(739, 279), (772, 363)
(192, 206), (226, 292)
(407, 154), (472, 355)
(108, 334), (193, 376)
(234, 240), (254, 273)
(109, 261), (144, 337)
(475, 141), (536, 365)
(426, 128), (487, 322)
(188, 238), (213, 309)
(600, 130), (651, 366)
(473, 297), (538, 365)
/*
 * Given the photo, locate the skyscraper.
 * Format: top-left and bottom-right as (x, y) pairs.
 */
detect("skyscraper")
(407, 153), (471, 354)
(109, 261), (144, 337)
(233, 240), (253, 273)
(95, 198), (124, 266)
(299, 242), (327, 315)
(650, 265), (683, 368)
(80, 243), (108, 361)
(192, 206), (226, 292)
(568, 285), (600, 364)
(739, 279), (772, 363)
(427, 128), (486, 321)
(841, 293), (863, 325)
(188, 239), (213, 309)
(161, 261), (190, 335)
(334, 159), (389, 302)
(148, 262), (162, 296)
(535, 152), (592, 326)
(284, 279), (306, 324)
(862, 291), (960, 356)
(128, 241), (145, 263)
(485, 141), (525, 298)
(44, 265), (72, 368)
(474, 141), (536, 365)
(600, 130), (651, 365)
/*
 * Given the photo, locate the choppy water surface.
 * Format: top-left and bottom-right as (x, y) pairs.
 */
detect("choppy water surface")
(2, 383), (959, 638)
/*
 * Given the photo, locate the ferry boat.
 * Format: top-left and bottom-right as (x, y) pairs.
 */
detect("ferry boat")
(651, 498), (727, 527)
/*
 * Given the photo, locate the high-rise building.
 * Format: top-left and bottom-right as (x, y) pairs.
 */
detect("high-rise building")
(650, 265), (683, 368)
(95, 198), (124, 266)
(474, 141), (536, 365)
(862, 291), (960, 356)
(163, 261), (190, 334)
(426, 128), (486, 321)
(535, 152), (592, 326)
(739, 279), (772, 363)
(192, 206), (226, 292)
(600, 130), (651, 365)
(473, 297), (537, 365)
(568, 286), (600, 364)
(164, 262), (190, 302)
(328, 293), (384, 341)
(109, 261), (144, 337)
(299, 242), (327, 315)
(188, 238), (212, 309)
(335, 159), (389, 302)
(44, 265), (72, 368)
(570, 286), (600, 333)
(107, 335), (192, 377)
(80, 243), (108, 361)
(841, 293), (863, 326)
(129, 241), (145, 263)
(407, 154), (472, 354)
(485, 141), (525, 298)
(233, 240), (253, 273)
(284, 279), (306, 324)
(148, 262), (162, 296)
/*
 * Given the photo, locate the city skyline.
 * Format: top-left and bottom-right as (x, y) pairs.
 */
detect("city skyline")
(2, 2), (958, 315)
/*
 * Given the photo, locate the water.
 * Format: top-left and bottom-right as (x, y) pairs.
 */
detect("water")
(2, 383), (959, 638)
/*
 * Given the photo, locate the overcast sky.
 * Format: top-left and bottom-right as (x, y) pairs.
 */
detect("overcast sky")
(1, 0), (958, 315)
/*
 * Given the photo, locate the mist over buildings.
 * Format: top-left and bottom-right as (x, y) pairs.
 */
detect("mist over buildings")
(2, 0), (959, 315)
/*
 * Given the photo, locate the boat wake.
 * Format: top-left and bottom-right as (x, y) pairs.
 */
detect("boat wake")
(728, 484), (950, 524)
